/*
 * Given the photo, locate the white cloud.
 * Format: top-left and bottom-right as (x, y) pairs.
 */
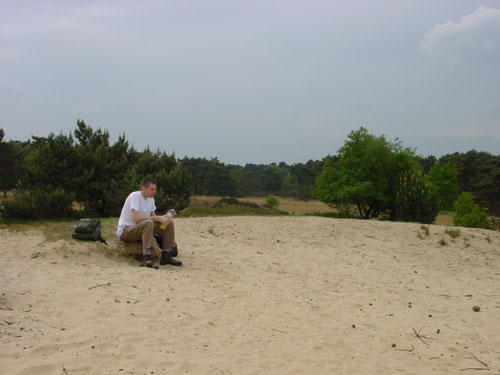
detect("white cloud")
(420, 6), (500, 61)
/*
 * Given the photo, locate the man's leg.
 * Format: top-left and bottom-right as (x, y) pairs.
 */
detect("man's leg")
(162, 220), (176, 250)
(120, 220), (158, 267)
(155, 221), (182, 266)
(120, 220), (156, 250)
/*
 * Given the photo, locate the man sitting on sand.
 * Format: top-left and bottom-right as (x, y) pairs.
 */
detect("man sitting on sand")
(116, 177), (182, 268)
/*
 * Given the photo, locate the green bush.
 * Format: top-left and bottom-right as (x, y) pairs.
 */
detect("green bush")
(393, 166), (439, 224)
(1, 188), (75, 219)
(453, 192), (490, 229)
(265, 194), (280, 207)
(313, 127), (416, 219)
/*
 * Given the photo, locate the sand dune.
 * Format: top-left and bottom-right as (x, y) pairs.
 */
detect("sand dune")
(1, 216), (499, 374)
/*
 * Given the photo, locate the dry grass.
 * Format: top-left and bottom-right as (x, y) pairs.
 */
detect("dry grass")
(190, 195), (336, 215)
(434, 211), (454, 226)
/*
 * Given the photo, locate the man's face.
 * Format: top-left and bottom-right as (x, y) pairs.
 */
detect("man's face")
(142, 183), (157, 198)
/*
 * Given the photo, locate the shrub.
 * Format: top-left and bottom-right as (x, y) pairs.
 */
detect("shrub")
(393, 166), (439, 224)
(1, 188), (75, 219)
(265, 194), (280, 207)
(453, 192), (490, 229)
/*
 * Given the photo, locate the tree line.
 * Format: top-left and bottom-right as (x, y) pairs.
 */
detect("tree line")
(178, 157), (323, 199)
(0, 121), (191, 219)
(1, 123), (499, 225)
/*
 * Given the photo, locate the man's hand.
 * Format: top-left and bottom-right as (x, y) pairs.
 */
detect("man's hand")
(158, 216), (171, 226)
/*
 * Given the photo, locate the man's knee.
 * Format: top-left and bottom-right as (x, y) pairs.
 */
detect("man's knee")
(143, 219), (154, 227)
(141, 219), (155, 234)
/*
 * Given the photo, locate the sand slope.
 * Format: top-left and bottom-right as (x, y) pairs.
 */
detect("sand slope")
(1, 216), (499, 374)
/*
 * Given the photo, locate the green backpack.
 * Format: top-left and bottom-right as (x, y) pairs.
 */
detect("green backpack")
(72, 218), (107, 244)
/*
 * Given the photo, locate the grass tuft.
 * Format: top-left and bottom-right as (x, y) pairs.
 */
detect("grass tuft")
(444, 228), (460, 239)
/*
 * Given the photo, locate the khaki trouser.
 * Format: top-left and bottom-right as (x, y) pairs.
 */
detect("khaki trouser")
(120, 219), (176, 252)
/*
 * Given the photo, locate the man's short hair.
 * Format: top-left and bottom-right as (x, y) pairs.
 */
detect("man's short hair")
(140, 177), (156, 188)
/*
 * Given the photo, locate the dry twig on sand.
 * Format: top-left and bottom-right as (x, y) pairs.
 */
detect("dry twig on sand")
(459, 369), (490, 372)
(413, 326), (434, 345)
(88, 282), (139, 290)
(395, 345), (415, 352)
(271, 328), (288, 334)
(466, 352), (488, 368)
(61, 366), (86, 374)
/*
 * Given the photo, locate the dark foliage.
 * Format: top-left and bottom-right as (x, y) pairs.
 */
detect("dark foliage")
(1, 120), (192, 218)
(439, 151), (500, 215)
(393, 166), (439, 224)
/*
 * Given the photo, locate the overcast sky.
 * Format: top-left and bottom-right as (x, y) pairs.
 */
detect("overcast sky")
(1, 0), (499, 165)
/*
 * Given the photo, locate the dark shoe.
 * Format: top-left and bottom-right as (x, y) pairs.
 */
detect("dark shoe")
(161, 246), (178, 257)
(154, 232), (163, 248)
(160, 251), (182, 266)
(140, 254), (159, 269)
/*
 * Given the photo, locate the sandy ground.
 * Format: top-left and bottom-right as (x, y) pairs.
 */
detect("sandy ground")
(1, 216), (499, 375)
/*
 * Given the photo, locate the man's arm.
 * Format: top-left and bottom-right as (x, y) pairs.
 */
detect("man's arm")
(131, 209), (170, 226)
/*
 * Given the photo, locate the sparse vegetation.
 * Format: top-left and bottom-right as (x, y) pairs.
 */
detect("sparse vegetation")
(444, 228), (460, 239)
(417, 225), (430, 239)
(463, 236), (471, 248)
(439, 239), (448, 246)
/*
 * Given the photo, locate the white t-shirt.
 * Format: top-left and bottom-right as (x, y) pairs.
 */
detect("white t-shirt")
(116, 191), (156, 237)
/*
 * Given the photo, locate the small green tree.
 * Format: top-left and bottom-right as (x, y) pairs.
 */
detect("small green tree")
(453, 192), (490, 229)
(393, 165), (439, 223)
(313, 127), (416, 219)
(425, 162), (458, 211)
